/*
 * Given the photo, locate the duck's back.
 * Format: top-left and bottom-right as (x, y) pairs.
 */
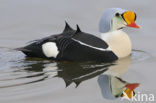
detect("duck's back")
(16, 23), (118, 62)
(59, 27), (117, 62)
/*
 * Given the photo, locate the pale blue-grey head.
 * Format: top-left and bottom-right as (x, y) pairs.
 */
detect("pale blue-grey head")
(99, 8), (127, 33)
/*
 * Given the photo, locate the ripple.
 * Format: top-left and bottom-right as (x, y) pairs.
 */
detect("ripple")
(131, 49), (151, 63)
(0, 48), (53, 88)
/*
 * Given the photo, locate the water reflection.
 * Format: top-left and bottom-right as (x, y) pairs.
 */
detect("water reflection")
(98, 56), (132, 99)
(0, 48), (143, 100)
(22, 60), (113, 87)
(55, 62), (112, 87)
(22, 53), (139, 100)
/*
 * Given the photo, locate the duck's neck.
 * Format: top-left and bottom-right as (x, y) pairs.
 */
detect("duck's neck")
(100, 30), (132, 58)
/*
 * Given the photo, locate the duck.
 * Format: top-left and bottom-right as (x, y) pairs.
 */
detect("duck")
(16, 8), (140, 62)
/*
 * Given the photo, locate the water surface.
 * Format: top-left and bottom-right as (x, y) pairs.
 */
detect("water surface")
(0, 0), (156, 103)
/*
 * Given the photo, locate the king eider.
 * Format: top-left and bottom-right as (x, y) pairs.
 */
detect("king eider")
(16, 8), (140, 62)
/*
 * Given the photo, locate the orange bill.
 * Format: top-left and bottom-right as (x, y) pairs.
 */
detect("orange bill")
(122, 11), (141, 28)
(122, 83), (139, 99)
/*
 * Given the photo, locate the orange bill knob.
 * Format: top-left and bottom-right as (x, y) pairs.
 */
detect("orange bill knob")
(122, 11), (141, 28)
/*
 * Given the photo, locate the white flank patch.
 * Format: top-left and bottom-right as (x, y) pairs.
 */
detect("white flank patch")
(42, 42), (59, 58)
(72, 39), (111, 51)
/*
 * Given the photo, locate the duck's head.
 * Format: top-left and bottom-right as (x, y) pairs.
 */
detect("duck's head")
(99, 8), (140, 33)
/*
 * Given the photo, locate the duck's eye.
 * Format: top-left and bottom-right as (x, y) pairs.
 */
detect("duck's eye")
(115, 13), (120, 17)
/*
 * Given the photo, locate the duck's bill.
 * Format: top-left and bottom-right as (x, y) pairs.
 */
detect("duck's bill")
(121, 83), (139, 99)
(127, 22), (141, 28)
(122, 11), (141, 28)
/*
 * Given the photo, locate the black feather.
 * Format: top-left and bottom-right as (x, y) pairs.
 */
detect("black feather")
(75, 24), (81, 34)
(63, 21), (74, 33)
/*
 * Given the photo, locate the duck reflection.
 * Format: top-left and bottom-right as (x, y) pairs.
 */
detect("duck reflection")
(98, 75), (139, 100)
(98, 56), (139, 100)
(23, 55), (139, 100)
(55, 62), (112, 87)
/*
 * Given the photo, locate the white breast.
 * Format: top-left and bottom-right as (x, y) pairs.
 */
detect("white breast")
(101, 30), (132, 58)
(42, 42), (59, 58)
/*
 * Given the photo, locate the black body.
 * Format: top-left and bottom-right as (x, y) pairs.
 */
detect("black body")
(16, 22), (118, 62)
